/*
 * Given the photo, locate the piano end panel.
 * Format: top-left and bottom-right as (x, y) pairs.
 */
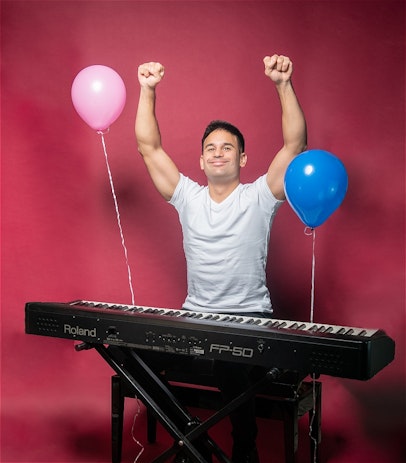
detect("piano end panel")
(363, 331), (396, 380)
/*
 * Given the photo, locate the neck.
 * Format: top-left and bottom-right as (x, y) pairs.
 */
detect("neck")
(208, 179), (240, 203)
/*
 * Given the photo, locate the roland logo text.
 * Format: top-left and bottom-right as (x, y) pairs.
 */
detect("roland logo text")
(64, 324), (97, 338)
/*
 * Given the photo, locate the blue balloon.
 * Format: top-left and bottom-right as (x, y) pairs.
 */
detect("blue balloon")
(284, 149), (348, 228)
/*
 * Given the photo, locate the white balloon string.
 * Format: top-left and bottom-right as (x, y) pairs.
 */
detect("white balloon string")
(99, 132), (135, 305)
(310, 227), (316, 324)
(303, 226), (316, 323)
(304, 226), (318, 461)
(309, 375), (318, 463)
(131, 396), (145, 463)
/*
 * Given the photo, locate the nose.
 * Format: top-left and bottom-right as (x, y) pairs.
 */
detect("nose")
(214, 148), (224, 157)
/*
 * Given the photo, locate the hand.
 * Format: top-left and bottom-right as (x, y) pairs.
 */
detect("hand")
(138, 62), (165, 89)
(263, 54), (293, 85)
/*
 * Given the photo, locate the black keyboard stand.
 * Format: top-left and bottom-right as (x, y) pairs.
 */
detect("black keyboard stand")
(76, 342), (282, 463)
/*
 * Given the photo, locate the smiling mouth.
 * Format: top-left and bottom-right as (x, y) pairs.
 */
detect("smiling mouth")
(211, 161), (227, 166)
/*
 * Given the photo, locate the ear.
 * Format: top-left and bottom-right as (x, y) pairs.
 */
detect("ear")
(200, 154), (204, 170)
(240, 152), (247, 167)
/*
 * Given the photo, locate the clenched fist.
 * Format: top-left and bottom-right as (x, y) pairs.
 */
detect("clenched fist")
(138, 62), (165, 88)
(263, 54), (293, 84)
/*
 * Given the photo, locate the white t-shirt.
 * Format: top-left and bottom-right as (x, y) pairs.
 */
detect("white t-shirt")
(169, 173), (283, 314)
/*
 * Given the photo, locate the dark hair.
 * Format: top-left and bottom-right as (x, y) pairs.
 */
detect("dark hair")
(201, 120), (245, 153)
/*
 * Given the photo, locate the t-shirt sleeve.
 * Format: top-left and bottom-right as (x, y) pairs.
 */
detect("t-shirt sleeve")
(169, 173), (188, 210)
(169, 173), (202, 214)
(256, 174), (284, 214)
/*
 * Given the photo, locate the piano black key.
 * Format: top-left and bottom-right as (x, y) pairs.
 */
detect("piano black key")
(181, 312), (193, 317)
(165, 310), (178, 316)
(261, 320), (273, 327)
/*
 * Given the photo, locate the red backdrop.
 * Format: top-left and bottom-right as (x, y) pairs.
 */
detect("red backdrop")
(1, 1), (404, 462)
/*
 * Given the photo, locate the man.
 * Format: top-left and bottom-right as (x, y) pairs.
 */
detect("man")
(135, 55), (307, 463)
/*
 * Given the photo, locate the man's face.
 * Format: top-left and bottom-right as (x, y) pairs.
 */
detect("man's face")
(200, 129), (247, 182)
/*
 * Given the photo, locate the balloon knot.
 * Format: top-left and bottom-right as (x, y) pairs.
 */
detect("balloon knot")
(304, 226), (314, 236)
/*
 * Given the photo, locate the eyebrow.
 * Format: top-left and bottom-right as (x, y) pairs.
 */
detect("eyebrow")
(204, 142), (236, 149)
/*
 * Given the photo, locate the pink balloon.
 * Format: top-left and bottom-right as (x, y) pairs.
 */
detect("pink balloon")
(71, 65), (126, 131)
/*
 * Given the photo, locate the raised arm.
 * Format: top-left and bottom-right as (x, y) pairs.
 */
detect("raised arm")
(135, 62), (180, 201)
(264, 55), (307, 200)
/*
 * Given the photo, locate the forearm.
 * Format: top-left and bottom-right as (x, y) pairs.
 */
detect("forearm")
(276, 81), (307, 154)
(135, 86), (162, 155)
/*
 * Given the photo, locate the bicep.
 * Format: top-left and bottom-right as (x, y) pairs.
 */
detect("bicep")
(142, 147), (180, 201)
(266, 147), (296, 200)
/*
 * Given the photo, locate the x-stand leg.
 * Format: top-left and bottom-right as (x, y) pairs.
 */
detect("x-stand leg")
(77, 343), (281, 463)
